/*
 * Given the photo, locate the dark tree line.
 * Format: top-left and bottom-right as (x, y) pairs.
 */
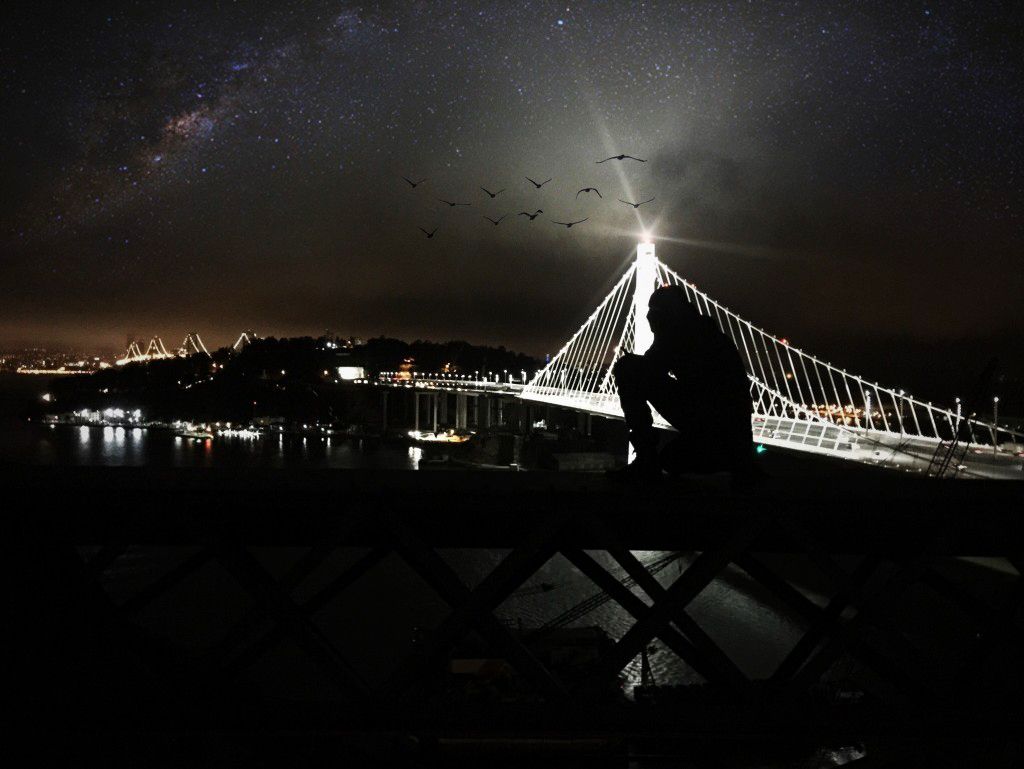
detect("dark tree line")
(40, 335), (541, 424)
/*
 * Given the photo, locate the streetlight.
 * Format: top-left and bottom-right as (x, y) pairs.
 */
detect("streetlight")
(993, 396), (1000, 454)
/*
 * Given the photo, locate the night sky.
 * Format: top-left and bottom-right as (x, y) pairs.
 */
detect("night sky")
(2, 2), (1021, 379)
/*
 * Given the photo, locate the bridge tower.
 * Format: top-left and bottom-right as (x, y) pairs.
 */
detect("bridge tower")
(632, 240), (657, 355)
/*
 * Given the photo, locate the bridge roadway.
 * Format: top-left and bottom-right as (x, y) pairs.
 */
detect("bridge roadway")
(375, 377), (1024, 479)
(753, 416), (1024, 479)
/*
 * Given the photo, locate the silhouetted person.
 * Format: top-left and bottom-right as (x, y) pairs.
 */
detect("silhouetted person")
(612, 285), (755, 480)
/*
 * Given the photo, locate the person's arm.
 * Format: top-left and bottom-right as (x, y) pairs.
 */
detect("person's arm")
(642, 338), (674, 376)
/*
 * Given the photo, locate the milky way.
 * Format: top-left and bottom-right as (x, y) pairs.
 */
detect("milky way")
(1, 1), (1021, 375)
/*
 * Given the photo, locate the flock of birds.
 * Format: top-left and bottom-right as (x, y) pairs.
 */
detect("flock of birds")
(405, 154), (653, 239)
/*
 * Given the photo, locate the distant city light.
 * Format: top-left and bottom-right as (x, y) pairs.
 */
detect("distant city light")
(337, 366), (366, 380)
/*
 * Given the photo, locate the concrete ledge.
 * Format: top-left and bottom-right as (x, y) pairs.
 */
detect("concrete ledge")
(7, 466), (1023, 554)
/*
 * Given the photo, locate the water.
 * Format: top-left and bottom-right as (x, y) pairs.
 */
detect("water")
(0, 373), (420, 469)
(1, 420), (423, 469)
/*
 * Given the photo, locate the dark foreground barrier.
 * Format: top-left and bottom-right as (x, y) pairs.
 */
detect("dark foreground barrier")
(9, 466), (1024, 765)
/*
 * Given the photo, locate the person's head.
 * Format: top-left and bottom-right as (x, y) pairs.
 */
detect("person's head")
(647, 285), (701, 336)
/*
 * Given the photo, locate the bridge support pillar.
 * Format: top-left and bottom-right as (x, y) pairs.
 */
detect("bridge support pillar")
(440, 394), (448, 426)
(456, 394), (467, 430)
(483, 397), (491, 428)
(414, 393), (420, 433)
(472, 395), (479, 428)
(432, 394), (438, 434)
(497, 398), (504, 427)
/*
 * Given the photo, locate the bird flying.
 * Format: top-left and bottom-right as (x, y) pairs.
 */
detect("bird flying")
(403, 176), (427, 188)
(576, 187), (602, 199)
(596, 155), (646, 163)
(617, 197), (655, 209)
(481, 186), (505, 198)
(551, 218), (589, 228)
(483, 214), (507, 225)
(438, 198), (471, 207)
(418, 227), (438, 238)
(518, 210), (543, 220)
(526, 176), (552, 188)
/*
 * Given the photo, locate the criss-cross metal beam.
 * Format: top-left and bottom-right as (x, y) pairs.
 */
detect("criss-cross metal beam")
(215, 543), (376, 701)
(219, 546), (390, 680)
(767, 555), (881, 685)
(606, 547), (753, 694)
(211, 512), (375, 668)
(382, 509), (572, 701)
(561, 548), (753, 699)
(590, 512), (774, 686)
(779, 519), (957, 702)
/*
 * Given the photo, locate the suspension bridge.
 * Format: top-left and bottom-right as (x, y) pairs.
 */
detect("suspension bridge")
(115, 330), (257, 366)
(382, 241), (1021, 479)
(517, 241), (1022, 478)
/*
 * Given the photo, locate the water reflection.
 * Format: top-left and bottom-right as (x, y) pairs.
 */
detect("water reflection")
(408, 445), (423, 469)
